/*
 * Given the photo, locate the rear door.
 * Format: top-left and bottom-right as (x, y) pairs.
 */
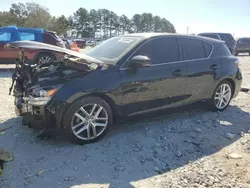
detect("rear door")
(119, 36), (189, 115)
(179, 37), (217, 102)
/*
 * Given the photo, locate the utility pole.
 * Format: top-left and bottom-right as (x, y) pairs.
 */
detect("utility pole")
(187, 26), (189, 34)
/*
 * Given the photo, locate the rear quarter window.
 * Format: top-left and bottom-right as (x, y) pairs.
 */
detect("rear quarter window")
(0, 32), (12, 42)
(203, 41), (213, 57)
(214, 43), (231, 57)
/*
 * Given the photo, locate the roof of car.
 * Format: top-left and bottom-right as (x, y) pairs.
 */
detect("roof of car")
(198, 32), (232, 35)
(0, 26), (44, 33)
(238, 37), (250, 40)
(120, 33), (223, 43)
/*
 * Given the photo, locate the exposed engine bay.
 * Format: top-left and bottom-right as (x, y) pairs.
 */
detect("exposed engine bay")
(5, 41), (102, 124)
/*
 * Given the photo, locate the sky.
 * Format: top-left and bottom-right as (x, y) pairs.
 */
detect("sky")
(1, 0), (250, 38)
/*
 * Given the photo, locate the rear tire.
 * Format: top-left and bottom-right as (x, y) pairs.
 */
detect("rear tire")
(36, 53), (55, 64)
(208, 80), (233, 111)
(63, 97), (113, 144)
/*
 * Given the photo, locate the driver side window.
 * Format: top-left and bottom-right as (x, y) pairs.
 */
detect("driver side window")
(124, 37), (180, 68)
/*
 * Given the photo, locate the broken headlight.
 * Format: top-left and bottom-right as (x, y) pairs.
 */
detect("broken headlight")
(32, 85), (62, 98)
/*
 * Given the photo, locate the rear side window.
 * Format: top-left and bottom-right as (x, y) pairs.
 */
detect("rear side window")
(19, 32), (35, 41)
(132, 37), (180, 64)
(203, 41), (212, 57)
(0, 32), (11, 42)
(181, 38), (207, 60)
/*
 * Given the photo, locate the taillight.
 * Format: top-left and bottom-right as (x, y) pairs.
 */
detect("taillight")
(234, 59), (239, 67)
(56, 41), (65, 48)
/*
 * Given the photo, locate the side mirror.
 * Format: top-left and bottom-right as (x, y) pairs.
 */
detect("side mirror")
(128, 55), (151, 69)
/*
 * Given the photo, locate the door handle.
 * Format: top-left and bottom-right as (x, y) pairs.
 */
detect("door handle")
(210, 64), (220, 70)
(172, 69), (182, 76)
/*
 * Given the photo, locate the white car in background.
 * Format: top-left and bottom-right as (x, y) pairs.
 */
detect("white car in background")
(86, 40), (96, 46)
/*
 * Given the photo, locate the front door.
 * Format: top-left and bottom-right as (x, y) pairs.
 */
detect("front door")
(119, 36), (189, 116)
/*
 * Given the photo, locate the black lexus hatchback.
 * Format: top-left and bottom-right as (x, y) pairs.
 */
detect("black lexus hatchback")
(6, 33), (242, 144)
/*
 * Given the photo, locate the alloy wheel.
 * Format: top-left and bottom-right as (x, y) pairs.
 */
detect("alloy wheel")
(214, 83), (232, 109)
(39, 56), (52, 64)
(71, 103), (108, 140)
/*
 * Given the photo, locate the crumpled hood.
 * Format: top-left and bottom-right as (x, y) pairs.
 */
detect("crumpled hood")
(5, 40), (104, 66)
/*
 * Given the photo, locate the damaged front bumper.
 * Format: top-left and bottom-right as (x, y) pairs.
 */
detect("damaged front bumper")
(15, 96), (55, 130)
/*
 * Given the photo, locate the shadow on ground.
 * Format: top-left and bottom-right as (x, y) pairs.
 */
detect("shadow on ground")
(1, 100), (250, 188)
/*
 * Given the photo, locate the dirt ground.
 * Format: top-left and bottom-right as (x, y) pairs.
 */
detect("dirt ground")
(0, 54), (250, 188)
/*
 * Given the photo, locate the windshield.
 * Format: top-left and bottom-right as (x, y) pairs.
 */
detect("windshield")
(87, 36), (142, 63)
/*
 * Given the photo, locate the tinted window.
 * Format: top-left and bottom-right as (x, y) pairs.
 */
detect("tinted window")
(214, 43), (231, 57)
(237, 38), (250, 44)
(132, 37), (180, 65)
(19, 32), (35, 40)
(0, 32), (11, 42)
(199, 34), (220, 40)
(203, 41), (212, 57)
(181, 38), (206, 60)
(87, 37), (141, 63)
(218, 34), (235, 43)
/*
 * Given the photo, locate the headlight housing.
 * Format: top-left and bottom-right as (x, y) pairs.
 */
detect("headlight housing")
(38, 88), (58, 97)
(32, 85), (62, 98)
(24, 85), (62, 106)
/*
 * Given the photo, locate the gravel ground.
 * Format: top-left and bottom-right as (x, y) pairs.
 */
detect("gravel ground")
(0, 55), (250, 188)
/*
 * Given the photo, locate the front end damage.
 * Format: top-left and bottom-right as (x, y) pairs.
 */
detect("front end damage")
(6, 40), (103, 131)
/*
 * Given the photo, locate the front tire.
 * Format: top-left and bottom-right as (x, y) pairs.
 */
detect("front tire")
(64, 97), (113, 144)
(208, 81), (233, 111)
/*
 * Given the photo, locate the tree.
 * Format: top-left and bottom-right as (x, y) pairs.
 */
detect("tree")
(72, 8), (91, 37)
(120, 14), (130, 34)
(160, 18), (176, 33)
(1, 2), (176, 37)
(51, 15), (69, 36)
(0, 11), (17, 27)
(107, 11), (118, 37)
(24, 3), (51, 28)
(141, 13), (153, 32)
(9, 3), (27, 26)
(132, 14), (142, 32)
(89, 9), (99, 37)
(153, 16), (161, 32)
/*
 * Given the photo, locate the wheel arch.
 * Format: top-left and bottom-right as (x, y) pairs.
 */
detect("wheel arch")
(60, 92), (122, 128)
(34, 50), (56, 62)
(210, 78), (236, 98)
